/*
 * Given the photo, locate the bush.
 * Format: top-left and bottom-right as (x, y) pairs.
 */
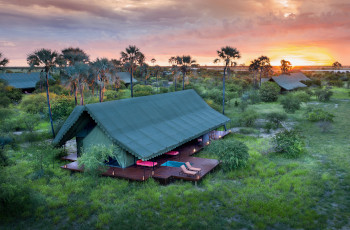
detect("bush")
(51, 95), (74, 121)
(134, 85), (153, 97)
(292, 91), (311, 102)
(239, 110), (258, 127)
(272, 129), (305, 158)
(260, 82), (280, 102)
(280, 95), (301, 113)
(241, 90), (261, 104)
(265, 112), (287, 129)
(314, 88), (333, 102)
(20, 93), (47, 114)
(305, 107), (334, 122)
(0, 169), (35, 217)
(205, 139), (249, 171)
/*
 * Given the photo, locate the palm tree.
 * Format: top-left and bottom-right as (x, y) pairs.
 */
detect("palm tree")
(257, 56), (272, 87)
(151, 58), (156, 66)
(0, 52), (9, 69)
(168, 56), (178, 91)
(60, 48), (90, 105)
(120, 45), (143, 97)
(154, 65), (161, 92)
(213, 46), (241, 115)
(91, 58), (115, 102)
(176, 55), (196, 90)
(64, 62), (90, 105)
(61, 47), (89, 65)
(280, 59), (292, 74)
(249, 59), (260, 88)
(27, 49), (59, 138)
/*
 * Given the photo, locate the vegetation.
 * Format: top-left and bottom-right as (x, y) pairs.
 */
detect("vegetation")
(1, 52), (350, 229)
(260, 81), (280, 102)
(280, 95), (301, 113)
(213, 46), (241, 114)
(205, 139), (249, 170)
(272, 129), (305, 158)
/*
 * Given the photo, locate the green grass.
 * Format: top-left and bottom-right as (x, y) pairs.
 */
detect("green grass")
(1, 87), (350, 229)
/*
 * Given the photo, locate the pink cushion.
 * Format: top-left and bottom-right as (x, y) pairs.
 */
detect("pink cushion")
(136, 160), (157, 167)
(165, 151), (179, 156)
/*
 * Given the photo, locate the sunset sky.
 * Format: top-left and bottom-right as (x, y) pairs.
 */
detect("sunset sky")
(0, 0), (349, 66)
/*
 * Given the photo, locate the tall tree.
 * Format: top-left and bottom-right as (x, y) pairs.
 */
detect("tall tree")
(91, 58), (115, 102)
(61, 47), (89, 66)
(151, 58), (156, 66)
(120, 45), (143, 97)
(64, 62), (90, 105)
(332, 61), (342, 70)
(154, 65), (161, 92)
(280, 59), (292, 74)
(249, 59), (260, 88)
(168, 56), (179, 91)
(213, 46), (241, 115)
(60, 48), (90, 105)
(27, 49), (58, 137)
(0, 52), (9, 69)
(257, 56), (272, 87)
(176, 55), (196, 90)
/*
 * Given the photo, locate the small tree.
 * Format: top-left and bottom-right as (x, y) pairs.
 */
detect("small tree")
(206, 139), (249, 171)
(272, 129), (305, 158)
(78, 144), (117, 177)
(280, 59), (292, 74)
(280, 95), (301, 113)
(332, 61), (342, 70)
(0, 52), (9, 69)
(260, 82), (280, 102)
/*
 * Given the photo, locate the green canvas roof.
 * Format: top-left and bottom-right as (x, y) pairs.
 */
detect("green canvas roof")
(0, 72), (51, 89)
(272, 72), (310, 90)
(53, 90), (230, 160)
(116, 72), (137, 84)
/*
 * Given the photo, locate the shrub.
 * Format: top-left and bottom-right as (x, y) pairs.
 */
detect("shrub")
(51, 95), (74, 121)
(314, 88), (333, 102)
(239, 110), (258, 127)
(20, 93), (47, 114)
(205, 139), (249, 170)
(0, 169), (35, 217)
(79, 144), (119, 177)
(305, 107), (334, 122)
(134, 85), (153, 97)
(292, 91), (311, 102)
(241, 90), (261, 104)
(265, 112), (287, 129)
(260, 82), (280, 102)
(272, 129), (305, 158)
(280, 95), (301, 113)
(238, 100), (249, 112)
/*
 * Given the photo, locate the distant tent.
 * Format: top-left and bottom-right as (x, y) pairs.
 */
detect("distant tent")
(0, 72), (51, 91)
(271, 72), (310, 91)
(116, 72), (137, 84)
(53, 90), (230, 167)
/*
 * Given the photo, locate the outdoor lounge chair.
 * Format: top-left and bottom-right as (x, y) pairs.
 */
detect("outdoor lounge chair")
(185, 162), (201, 173)
(164, 151), (179, 156)
(136, 160), (158, 167)
(179, 165), (198, 177)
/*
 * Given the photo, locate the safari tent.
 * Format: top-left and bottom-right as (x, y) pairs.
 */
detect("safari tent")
(0, 72), (51, 92)
(271, 72), (311, 91)
(53, 90), (230, 168)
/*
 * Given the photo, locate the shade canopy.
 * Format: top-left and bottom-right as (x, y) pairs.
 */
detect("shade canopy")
(53, 90), (230, 160)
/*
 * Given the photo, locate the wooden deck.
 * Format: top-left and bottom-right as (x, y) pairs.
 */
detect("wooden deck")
(60, 130), (230, 183)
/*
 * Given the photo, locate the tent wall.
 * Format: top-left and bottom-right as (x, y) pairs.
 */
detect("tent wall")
(82, 126), (134, 168)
